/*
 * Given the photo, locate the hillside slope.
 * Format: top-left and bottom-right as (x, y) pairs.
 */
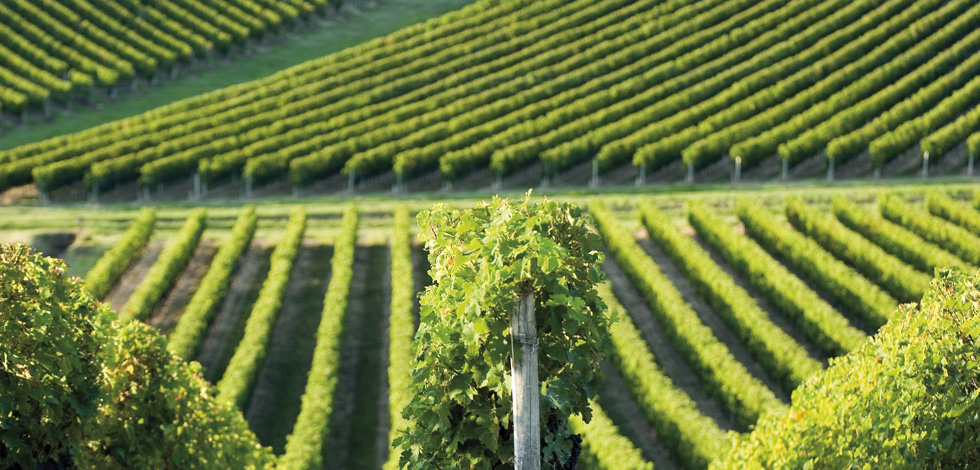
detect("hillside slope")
(2, 0), (979, 201)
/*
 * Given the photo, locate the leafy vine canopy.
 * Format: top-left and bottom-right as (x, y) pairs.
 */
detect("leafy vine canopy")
(398, 192), (613, 469)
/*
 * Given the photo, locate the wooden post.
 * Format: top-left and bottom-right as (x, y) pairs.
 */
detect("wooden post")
(589, 159), (599, 188)
(512, 289), (539, 470)
(781, 158), (788, 180)
(922, 151), (929, 178)
(826, 157), (835, 182)
(733, 156), (742, 184)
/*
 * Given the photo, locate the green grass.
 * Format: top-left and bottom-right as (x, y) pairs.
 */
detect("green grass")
(0, 0), (477, 151)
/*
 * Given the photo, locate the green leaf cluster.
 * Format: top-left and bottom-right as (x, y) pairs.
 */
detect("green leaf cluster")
(169, 205), (258, 360)
(119, 208), (206, 323)
(785, 197), (930, 303)
(832, 195), (968, 275)
(689, 202), (864, 357)
(642, 202), (822, 393)
(0, 243), (274, 469)
(279, 206), (359, 470)
(217, 207), (305, 409)
(84, 207), (156, 300)
(591, 202), (784, 430)
(715, 268), (980, 469)
(738, 199), (895, 329)
(397, 193), (611, 469)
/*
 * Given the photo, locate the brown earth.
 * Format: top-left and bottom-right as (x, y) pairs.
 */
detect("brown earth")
(245, 241), (333, 454)
(197, 242), (272, 384)
(147, 241), (218, 336)
(104, 242), (164, 313)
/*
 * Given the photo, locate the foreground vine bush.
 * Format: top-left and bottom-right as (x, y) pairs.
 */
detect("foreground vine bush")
(396, 193), (611, 469)
(0, 243), (273, 469)
(714, 268), (980, 469)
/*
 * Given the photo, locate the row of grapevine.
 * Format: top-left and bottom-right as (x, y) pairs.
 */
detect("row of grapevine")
(736, 201), (895, 329)
(84, 207), (156, 299)
(216, 0), (646, 184)
(118, 209), (206, 323)
(152, 0), (575, 185)
(0, 0), (343, 115)
(168, 206), (258, 361)
(432, 0), (793, 181)
(597, 280), (727, 470)
(592, 0), (914, 173)
(569, 402), (653, 470)
(6, 0), (572, 193)
(631, 0), (954, 172)
(383, 207), (416, 470)
(879, 195), (980, 266)
(927, 191), (980, 236)
(389, 0), (734, 179)
(590, 202), (786, 429)
(276, 0), (650, 185)
(0, 0), (529, 167)
(540, 0), (897, 175)
(730, 3), (980, 169)
(869, 73), (980, 167)
(784, 197), (930, 303)
(278, 206), (359, 470)
(831, 196), (968, 274)
(688, 202), (865, 356)
(216, 207), (306, 410)
(639, 203), (821, 392)
(339, 0), (712, 182)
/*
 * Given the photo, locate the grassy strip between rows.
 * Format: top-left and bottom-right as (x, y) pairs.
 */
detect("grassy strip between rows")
(84, 206), (156, 300)
(640, 203), (821, 393)
(785, 197), (929, 303)
(597, 280), (727, 470)
(688, 202), (864, 358)
(118, 208), (205, 323)
(383, 206), (416, 470)
(216, 207), (306, 409)
(590, 202), (784, 430)
(831, 195), (968, 275)
(880, 194), (980, 266)
(278, 205), (359, 469)
(168, 205), (257, 361)
(737, 200), (895, 330)
(569, 399), (654, 470)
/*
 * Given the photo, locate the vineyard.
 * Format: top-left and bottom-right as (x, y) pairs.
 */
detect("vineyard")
(3, 187), (978, 468)
(3, 0), (980, 467)
(1, 0), (979, 204)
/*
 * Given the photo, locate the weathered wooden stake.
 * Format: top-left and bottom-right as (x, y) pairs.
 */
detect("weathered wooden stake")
(826, 158), (835, 182)
(968, 150), (974, 176)
(512, 289), (539, 470)
(781, 158), (788, 180)
(733, 156), (742, 184)
(922, 151), (930, 178)
(589, 159), (599, 188)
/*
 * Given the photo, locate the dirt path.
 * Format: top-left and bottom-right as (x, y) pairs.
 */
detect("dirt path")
(634, 233), (789, 403)
(245, 241), (333, 454)
(104, 242), (164, 313)
(197, 242), (272, 384)
(325, 244), (389, 470)
(601, 254), (735, 432)
(687, 232), (828, 366)
(147, 241), (218, 336)
(596, 361), (679, 470)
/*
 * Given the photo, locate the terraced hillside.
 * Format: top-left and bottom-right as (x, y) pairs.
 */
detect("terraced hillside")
(1, 0), (979, 204)
(5, 187), (978, 468)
